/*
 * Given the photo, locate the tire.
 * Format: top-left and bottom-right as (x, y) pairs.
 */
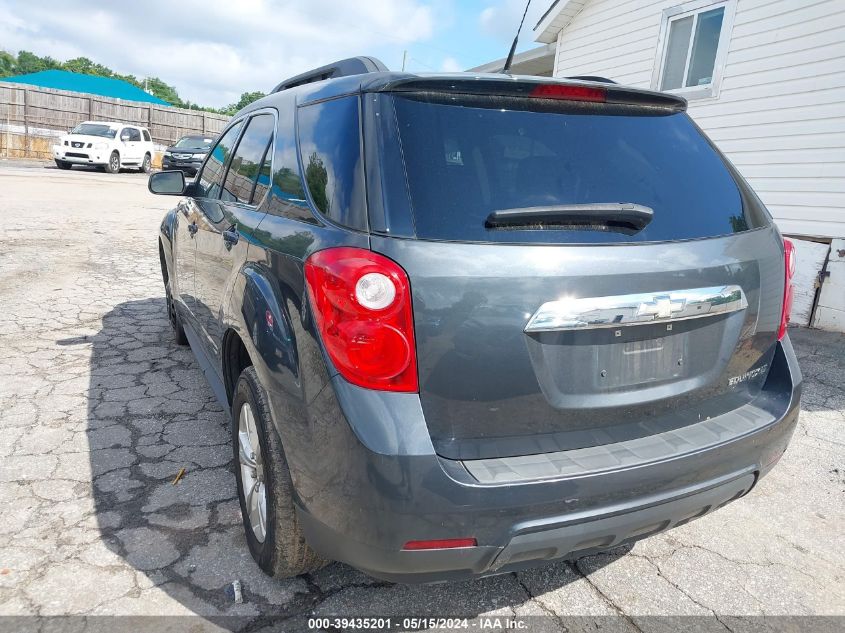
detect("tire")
(141, 153), (152, 173)
(165, 284), (188, 346)
(55, 160), (72, 170)
(105, 151), (120, 174)
(232, 366), (326, 578)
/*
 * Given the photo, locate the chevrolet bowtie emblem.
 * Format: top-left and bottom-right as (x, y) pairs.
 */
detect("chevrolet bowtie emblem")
(637, 295), (685, 319)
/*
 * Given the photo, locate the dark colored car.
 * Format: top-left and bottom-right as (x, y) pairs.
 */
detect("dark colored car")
(150, 57), (801, 583)
(161, 134), (215, 176)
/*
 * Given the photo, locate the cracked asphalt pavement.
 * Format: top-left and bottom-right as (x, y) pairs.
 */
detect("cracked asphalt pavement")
(0, 162), (842, 629)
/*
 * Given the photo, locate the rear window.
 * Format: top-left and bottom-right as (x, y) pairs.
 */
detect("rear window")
(389, 95), (761, 243)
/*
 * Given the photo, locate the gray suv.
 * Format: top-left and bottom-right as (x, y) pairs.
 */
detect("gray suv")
(150, 57), (801, 583)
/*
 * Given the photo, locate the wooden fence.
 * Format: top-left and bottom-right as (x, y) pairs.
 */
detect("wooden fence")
(0, 81), (230, 158)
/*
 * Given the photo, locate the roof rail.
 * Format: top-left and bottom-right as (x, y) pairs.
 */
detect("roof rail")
(272, 57), (389, 93)
(566, 75), (617, 84)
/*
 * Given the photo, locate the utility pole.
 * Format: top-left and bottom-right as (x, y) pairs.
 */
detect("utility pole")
(402, 50), (407, 72)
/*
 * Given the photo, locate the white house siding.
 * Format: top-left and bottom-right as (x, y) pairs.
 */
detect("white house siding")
(548, 0), (845, 239)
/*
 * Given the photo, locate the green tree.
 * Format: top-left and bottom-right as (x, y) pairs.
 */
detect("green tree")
(221, 91), (266, 115)
(0, 48), (247, 113)
(305, 152), (329, 214)
(63, 57), (111, 77)
(15, 50), (60, 74)
(143, 77), (185, 107)
(273, 166), (306, 201)
(728, 214), (748, 233)
(0, 50), (15, 77)
(113, 73), (141, 88)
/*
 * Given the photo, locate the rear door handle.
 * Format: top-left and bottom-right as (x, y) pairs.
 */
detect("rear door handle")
(222, 227), (239, 248)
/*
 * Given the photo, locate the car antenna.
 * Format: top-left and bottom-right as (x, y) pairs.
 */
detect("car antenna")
(501, 0), (531, 74)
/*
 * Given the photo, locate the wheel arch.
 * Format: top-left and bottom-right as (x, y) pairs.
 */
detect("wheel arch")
(158, 239), (169, 285)
(222, 329), (253, 405)
(222, 263), (302, 404)
(158, 209), (178, 285)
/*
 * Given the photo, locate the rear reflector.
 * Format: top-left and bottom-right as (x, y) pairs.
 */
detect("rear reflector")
(778, 238), (796, 341)
(402, 538), (477, 550)
(530, 84), (606, 103)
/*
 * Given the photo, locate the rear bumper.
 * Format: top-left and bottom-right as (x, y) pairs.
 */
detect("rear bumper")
(299, 469), (760, 582)
(278, 337), (801, 583)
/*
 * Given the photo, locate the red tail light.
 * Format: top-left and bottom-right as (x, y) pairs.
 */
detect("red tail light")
(402, 538), (477, 550)
(530, 84), (606, 103)
(304, 247), (418, 392)
(778, 238), (796, 341)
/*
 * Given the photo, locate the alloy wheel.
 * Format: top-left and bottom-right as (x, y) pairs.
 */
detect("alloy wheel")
(238, 402), (267, 543)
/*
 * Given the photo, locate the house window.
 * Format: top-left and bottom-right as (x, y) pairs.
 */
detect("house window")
(654, 1), (734, 99)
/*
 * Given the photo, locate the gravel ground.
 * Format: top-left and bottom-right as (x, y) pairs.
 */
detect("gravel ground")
(0, 162), (842, 630)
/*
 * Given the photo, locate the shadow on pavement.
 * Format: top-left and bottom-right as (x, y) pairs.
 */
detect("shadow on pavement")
(788, 328), (845, 416)
(61, 297), (631, 627)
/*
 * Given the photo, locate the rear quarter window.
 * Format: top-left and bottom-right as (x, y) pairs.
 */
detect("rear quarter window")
(389, 95), (766, 244)
(297, 96), (367, 231)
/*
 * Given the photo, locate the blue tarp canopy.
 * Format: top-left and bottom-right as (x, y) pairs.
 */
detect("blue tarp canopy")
(0, 70), (170, 106)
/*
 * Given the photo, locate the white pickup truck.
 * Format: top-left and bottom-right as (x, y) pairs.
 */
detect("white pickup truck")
(53, 121), (155, 173)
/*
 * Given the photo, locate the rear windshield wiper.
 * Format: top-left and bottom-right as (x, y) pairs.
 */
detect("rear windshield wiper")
(485, 203), (654, 234)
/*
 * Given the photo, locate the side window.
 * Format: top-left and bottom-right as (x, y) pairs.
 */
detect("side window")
(654, 1), (733, 99)
(142, 129), (151, 142)
(265, 103), (313, 223)
(125, 128), (141, 142)
(198, 121), (243, 199)
(251, 149), (273, 205)
(221, 114), (275, 205)
(297, 95), (366, 230)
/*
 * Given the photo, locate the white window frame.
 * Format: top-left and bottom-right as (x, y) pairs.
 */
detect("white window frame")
(651, 0), (736, 101)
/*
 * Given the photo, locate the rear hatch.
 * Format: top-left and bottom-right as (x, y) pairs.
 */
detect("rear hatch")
(363, 79), (782, 461)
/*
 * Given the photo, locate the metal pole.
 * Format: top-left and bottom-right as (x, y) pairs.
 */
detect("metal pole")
(23, 88), (29, 159)
(5, 106), (9, 159)
(402, 50), (407, 71)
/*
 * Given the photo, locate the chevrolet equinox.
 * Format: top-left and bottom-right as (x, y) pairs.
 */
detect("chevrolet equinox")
(149, 57), (802, 583)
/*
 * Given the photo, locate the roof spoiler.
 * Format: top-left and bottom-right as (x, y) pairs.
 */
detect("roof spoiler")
(272, 57), (388, 93)
(372, 77), (687, 111)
